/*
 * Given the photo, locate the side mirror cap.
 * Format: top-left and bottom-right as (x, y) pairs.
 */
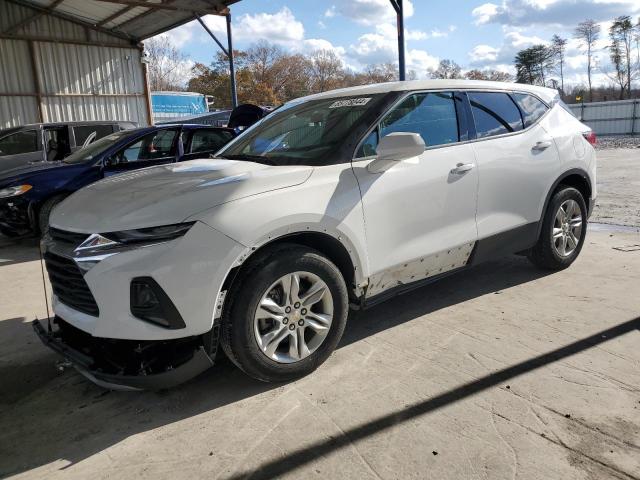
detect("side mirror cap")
(377, 132), (425, 162)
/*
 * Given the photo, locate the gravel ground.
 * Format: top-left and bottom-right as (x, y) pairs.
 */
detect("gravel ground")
(595, 135), (640, 150)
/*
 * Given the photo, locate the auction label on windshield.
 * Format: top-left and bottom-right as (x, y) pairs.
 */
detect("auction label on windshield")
(329, 97), (372, 108)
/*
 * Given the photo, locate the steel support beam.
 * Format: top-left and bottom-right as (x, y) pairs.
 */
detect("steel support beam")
(196, 12), (237, 108)
(226, 13), (237, 108)
(389, 0), (406, 81)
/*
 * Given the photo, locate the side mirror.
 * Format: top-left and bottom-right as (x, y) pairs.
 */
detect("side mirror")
(376, 132), (425, 162)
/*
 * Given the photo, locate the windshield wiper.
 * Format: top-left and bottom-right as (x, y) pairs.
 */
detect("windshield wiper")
(218, 154), (276, 166)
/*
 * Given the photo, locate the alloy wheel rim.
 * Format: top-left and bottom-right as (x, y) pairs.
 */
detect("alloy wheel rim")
(552, 199), (583, 257)
(253, 271), (334, 364)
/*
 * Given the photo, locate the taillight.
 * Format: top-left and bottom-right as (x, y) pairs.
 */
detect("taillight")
(582, 131), (597, 146)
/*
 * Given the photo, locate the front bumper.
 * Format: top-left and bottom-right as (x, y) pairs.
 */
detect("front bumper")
(0, 196), (32, 235)
(33, 317), (215, 391)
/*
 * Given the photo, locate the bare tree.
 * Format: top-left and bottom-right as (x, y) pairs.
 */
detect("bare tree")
(307, 49), (343, 93)
(429, 59), (462, 79)
(551, 35), (568, 93)
(144, 36), (190, 91)
(574, 20), (601, 101)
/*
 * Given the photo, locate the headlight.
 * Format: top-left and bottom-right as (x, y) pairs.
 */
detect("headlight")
(101, 222), (196, 244)
(0, 184), (32, 199)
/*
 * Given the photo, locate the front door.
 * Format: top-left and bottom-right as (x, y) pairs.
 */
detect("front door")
(103, 128), (180, 177)
(0, 129), (42, 172)
(352, 91), (479, 297)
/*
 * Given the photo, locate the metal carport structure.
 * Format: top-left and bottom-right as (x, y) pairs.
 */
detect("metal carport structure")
(0, 0), (239, 128)
(0, 0), (407, 128)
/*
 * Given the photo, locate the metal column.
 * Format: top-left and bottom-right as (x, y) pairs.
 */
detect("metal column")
(196, 12), (237, 108)
(390, 0), (406, 81)
(226, 13), (237, 108)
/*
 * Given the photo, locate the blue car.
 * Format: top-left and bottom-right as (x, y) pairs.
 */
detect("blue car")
(0, 124), (235, 236)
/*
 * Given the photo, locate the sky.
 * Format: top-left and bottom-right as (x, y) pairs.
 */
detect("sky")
(157, 0), (640, 87)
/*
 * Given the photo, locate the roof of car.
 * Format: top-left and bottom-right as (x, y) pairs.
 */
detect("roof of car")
(8, 121), (134, 129)
(295, 80), (559, 104)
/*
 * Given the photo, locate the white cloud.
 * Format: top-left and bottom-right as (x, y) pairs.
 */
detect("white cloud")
(468, 31), (548, 67)
(330, 0), (414, 26)
(472, 0), (640, 27)
(157, 24), (194, 48)
(324, 6), (336, 18)
(233, 7), (304, 45)
(406, 49), (440, 76)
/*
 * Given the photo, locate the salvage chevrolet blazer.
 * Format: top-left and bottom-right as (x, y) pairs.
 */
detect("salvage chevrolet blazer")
(34, 80), (597, 390)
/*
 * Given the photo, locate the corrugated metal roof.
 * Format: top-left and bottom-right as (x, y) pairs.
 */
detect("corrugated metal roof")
(5, 0), (240, 42)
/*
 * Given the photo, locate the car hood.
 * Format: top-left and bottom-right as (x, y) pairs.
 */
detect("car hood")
(50, 158), (313, 233)
(0, 161), (65, 184)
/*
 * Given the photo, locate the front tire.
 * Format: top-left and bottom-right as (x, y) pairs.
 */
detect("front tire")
(220, 244), (349, 382)
(528, 186), (587, 270)
(38, 195), (65, 235)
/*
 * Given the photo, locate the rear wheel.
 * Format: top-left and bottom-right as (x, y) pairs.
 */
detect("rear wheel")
(220, 244), (349, 382)
(528, 186), (587, 270)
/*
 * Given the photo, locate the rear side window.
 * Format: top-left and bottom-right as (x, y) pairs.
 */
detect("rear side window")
(189, 129), (234, 154)
(117, 129), (178, 163)
(74, 125), (116, 146)
(512, 93), (548, 127)
(469, 92), (523, 138)
(380, 92), (459, 148)
(0, 130), (39, 156)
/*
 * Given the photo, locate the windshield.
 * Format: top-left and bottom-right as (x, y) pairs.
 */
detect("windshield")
(217, 93), (392, 166)
(63, 131), (130, 164)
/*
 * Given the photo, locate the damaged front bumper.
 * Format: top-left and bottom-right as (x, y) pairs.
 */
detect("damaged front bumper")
(33, 317), (216, 391)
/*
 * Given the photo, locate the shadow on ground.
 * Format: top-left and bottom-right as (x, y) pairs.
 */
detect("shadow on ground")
(0, 236), (40, 267)
(3, 255), (627, 478)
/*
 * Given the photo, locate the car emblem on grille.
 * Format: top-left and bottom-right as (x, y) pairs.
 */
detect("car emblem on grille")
(75, 234), (118, 252)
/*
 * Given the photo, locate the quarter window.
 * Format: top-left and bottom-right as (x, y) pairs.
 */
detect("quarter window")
(512, 93), (548, 128)
(0, 130), (39, 156)
(189, 129), (234, 154)
(469, 92), (523, 138)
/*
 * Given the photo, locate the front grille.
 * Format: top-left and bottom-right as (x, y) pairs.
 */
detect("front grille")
(49, 228), (88, 246)
(44, 252), (99, 316)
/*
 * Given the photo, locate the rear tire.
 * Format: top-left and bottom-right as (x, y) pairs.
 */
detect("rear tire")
(220, 244), (349, 382)
(528, 186), (587, 270)
(38, 196), (65, 235)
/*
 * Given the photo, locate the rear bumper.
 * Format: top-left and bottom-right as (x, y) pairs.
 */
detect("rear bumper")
(33, 318), (215, 391)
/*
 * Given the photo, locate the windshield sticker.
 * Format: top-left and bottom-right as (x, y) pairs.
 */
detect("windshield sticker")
(328, 97), (372, 108)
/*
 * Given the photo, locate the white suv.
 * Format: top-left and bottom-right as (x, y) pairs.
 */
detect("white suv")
(35, 80), (596, 390)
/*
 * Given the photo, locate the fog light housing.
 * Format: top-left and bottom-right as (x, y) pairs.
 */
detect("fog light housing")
(130, 277), (185, 329)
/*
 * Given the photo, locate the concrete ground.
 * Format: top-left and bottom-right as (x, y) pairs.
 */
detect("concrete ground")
(0, 150), (639, 480)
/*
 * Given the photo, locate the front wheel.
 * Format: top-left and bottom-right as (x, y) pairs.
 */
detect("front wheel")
(220, 244), (349, 382)
(528, 186), (587, 270)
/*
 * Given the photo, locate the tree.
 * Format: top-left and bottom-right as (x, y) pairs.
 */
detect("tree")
(307, 49), (343, 93)
(429, 59), (462, 79)
(551, 35), (568, 93)
(608, 16), (634, 98)
(515, 45), (553, 85)
(574, 19), (601, 101)
(464, 69), (513, 82)
(144, 36), (191, 91)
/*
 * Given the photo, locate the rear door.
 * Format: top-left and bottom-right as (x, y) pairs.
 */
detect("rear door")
(0, 129), (43, 171)
(103, 128), (180, 177)
(180, 128), (235, 161)
(468, 91), (557, 246)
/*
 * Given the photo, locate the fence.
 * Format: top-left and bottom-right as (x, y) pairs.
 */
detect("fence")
(566, 99), (640, 136)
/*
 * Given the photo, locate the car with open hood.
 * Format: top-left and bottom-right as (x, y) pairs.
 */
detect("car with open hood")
(33, 80), (597, 390)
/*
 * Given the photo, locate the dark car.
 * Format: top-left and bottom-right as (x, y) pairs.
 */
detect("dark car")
(0, 121), (136, 174)
(0, 124), (236, 237)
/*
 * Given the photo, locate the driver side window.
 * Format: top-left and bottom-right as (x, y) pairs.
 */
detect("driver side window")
(355, 91), (460, 158)
(116, 129), (178, 163)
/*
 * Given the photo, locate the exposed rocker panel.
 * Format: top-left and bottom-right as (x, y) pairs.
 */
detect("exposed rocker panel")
(470, 221), (539, 266)
(366, 241), (475, 297)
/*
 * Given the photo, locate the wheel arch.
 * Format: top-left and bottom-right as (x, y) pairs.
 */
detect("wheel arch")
(536, 168), (592, 239)
(219, 230), (364, 306)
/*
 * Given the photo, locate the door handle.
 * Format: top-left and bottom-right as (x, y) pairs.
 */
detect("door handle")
(450, 162), (475, 175)
(532, 141), (552, 151)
